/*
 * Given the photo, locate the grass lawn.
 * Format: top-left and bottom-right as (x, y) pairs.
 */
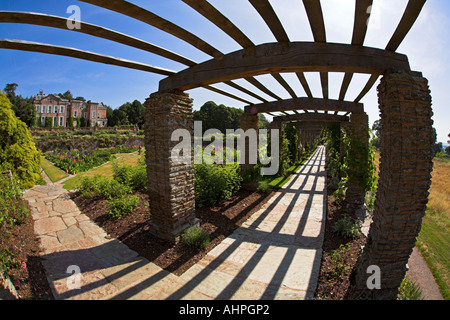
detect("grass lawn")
(417, 157), (450, 299)
(62, 153), (143, 190)
(40, 156), (68, 183)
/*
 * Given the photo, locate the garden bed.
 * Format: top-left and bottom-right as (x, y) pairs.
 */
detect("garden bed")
(314, 177), (366, 300)
(0, 201), (54, 300)
(70, 188), (275, 276)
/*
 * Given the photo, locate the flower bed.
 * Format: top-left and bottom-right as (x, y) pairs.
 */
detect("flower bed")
(44, 145), (140, 174)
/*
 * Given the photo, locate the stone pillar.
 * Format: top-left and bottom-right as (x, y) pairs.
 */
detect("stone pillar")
(347, 71), (434, 299)
(345, 112), (369, 205)
(240, 112), (259, 189)
(144, 90), (197, 243)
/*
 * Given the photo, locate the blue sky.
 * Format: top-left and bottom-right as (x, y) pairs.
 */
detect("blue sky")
(0, 0), (449, 144)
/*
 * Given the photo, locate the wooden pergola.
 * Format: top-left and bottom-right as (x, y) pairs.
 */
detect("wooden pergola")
(0, 0), (433, 300)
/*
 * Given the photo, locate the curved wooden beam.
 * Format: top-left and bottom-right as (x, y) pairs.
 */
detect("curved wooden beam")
(302, 0), (326, 43)
(296, 72), (313, 98)
(203, 85), (253, 105)
(0, 11), (196, 67)
(386, 0), (427, 52)
(271, 73), (297, 99)
(339, 0), (373, 101)
(249, 0), (290, 43)
(159, 42), (410, 91)
(182, 0), (254, 49)
(273, 112), (349, 123)
(245, 97), (363, 114)
(354, 74), (379, 102)
(79, 0), (223, 59)
(352, 0), (373, 46)
(0, 39), (175, 76)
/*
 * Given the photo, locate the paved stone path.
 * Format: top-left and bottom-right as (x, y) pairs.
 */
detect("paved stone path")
(23, 146), (327, 300)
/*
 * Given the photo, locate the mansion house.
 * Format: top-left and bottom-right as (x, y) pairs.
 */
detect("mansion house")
(33, 92), (108, 128)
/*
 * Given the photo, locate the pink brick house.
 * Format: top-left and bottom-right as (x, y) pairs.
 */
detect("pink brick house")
(33, 91), (108, 127)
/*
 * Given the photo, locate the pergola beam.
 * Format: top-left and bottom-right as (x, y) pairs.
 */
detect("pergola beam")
(273, 112), (349, 123)
(339, 0), (373, 101)
(0, 10), (196, 67)
(79, 0), (223, 59)
(0, 38), (175, 76)
(182, 0), (254, 49)
(249, 0), (290, 43)
(386, 0), (427, 52)
(244, 97), (363, 114)
(159, 42), (411, 92)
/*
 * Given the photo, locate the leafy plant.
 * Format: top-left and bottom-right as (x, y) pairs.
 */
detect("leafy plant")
(194, 162), (242, 207)
(398, 277), (424, 300)
(181, 226), (210, 250)
(0, 92), (41, 188)
(79, 175), (132, 199)
(106, 195), (139, 219)
(112, 158), (147, 192)
(326, 243), (352, 280)
(332, 215), (361, 239)
(257, 180), (272, 194)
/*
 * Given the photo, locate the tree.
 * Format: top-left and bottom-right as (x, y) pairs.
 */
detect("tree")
(193, 101), (244, 134)
(0, 92), (41, 188)
(57, 90), (73, 100)
(3, 83), (36, 127)
(372, 119), (381, 137)
(4, 83), (18, 100)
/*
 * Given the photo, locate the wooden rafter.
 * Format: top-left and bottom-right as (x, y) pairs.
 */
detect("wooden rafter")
(273, 112), (349, 123)
(354, 74), (379, 102)
(244, 97), (363, 114)
(79, 0), (223, 59)
(159, 42), (410, 92)
(339, 0), (373, 102)
(244, 77), (282, 101)
(0, 11), (196, 67)
(249, 0), (290, 43)
(296, 72), (313, 98)
(385, 0), (427, 52)
(0, 39), (175, 76)
(182, 0), (254, 49)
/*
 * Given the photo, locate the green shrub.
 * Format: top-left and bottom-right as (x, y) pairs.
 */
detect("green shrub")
(332, 215), (361, 239)
(107, 195), (139, 219)
(112, 159), (147, 192)
(194, 163), (242, 207)
(399, 277), (424, 300)
(182, 226), (210, 250)
(257, 180), (272, 194)
(79, 175), (132, 199)
(0, 92), (41, 188)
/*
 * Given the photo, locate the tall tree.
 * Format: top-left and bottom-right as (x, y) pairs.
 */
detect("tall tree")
(4, 83), (18, 100)
(3, 83), (36, 127)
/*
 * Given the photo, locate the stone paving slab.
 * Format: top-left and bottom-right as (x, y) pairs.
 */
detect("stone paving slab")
(23, 146), (327, 300)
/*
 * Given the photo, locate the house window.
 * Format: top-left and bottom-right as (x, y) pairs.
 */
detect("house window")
(92, 112), (95, 118)
(60, 106), (64, 113)
(59, 116), (64, 126)
(42, 105), (46, 113)
(74, 111), (78, 117)
(36, 105), (40, 113)
(41, 116), (45, 126)
(53, 117), (57, 126)
(54, 106), (58, 113)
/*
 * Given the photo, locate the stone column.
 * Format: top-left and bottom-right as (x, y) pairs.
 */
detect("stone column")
(144, 90), (197, 243)
(345, 112), (369, 205)
(240, 112), (259, 189)
(347, 71), (434, 299)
